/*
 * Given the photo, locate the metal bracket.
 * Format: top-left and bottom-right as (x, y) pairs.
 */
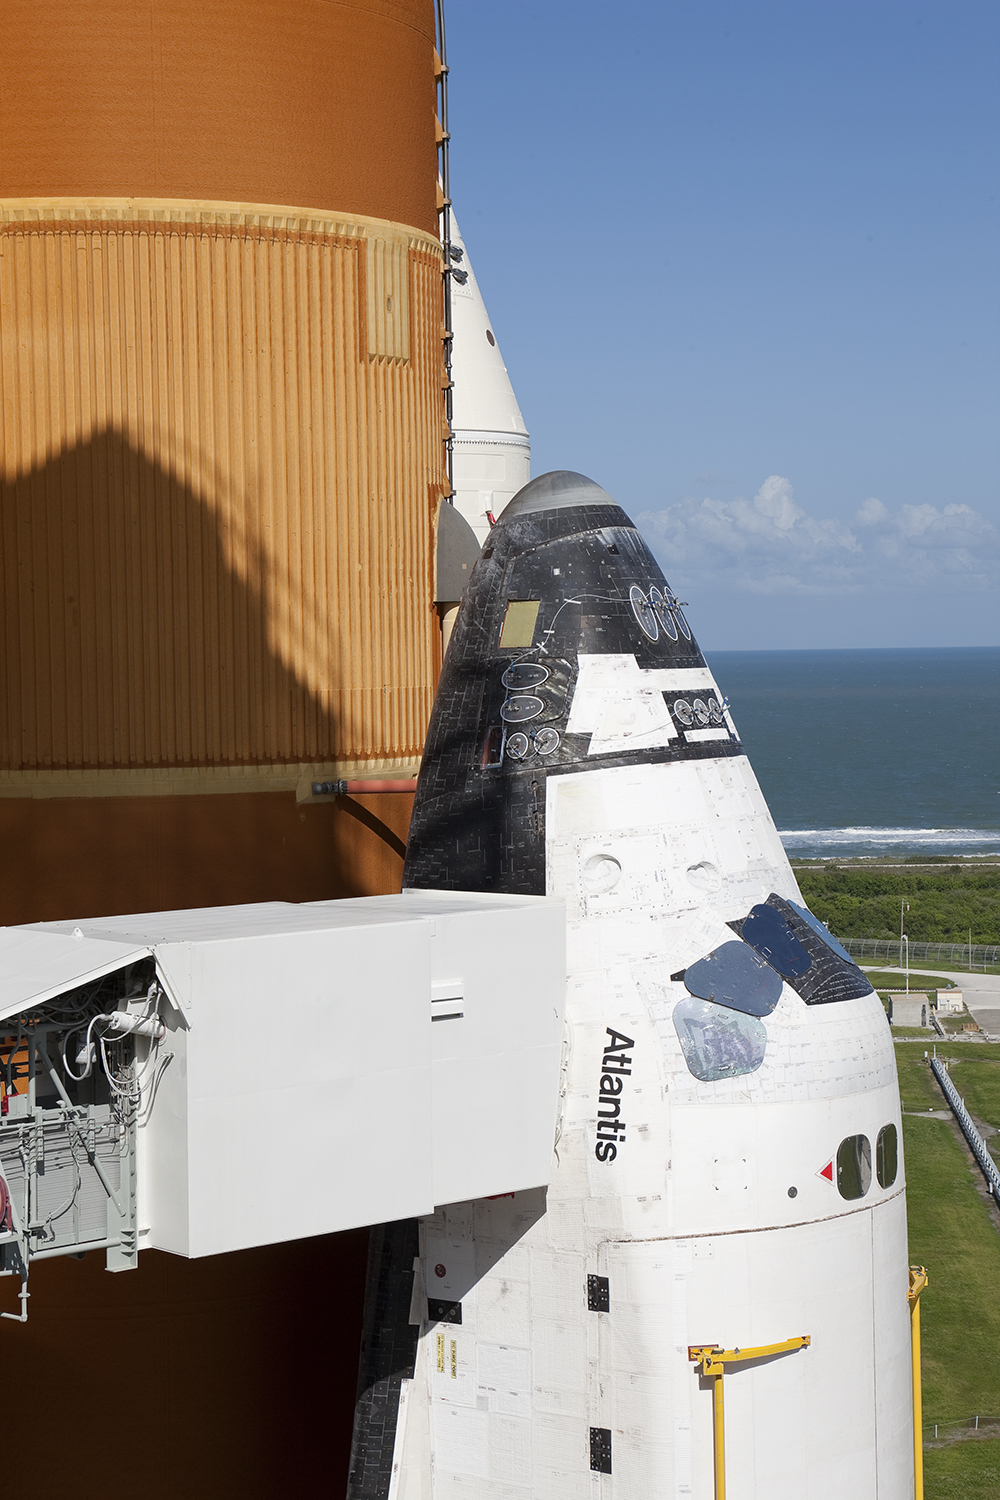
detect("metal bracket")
(689, 1335), (810, 1499)
(908, 1267), (929, 1500)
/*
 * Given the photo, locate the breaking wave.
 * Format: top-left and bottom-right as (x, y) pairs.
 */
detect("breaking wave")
(778, 828), (1000, 858)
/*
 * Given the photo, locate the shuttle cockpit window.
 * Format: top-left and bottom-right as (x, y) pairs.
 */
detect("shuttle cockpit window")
(732, 895), (876, 1006)
(837, 1135), (872, 1199)
(682, 942), (782, 1018)
(739, 903), (812, 979)
(787, 900), (858, 965)
(876, 1124), (898, 1188)
(672, 997), (767, 1083)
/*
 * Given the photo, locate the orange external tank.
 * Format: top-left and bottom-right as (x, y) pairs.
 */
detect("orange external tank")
(0, 2), (447, 1492)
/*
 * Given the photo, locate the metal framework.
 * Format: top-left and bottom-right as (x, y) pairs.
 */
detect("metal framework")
(908, 1267), (929, 1500)
(435, 0), (455, 498)
(688, 1336), (811, 1500)
(931, 1056), (1000, 1204)
(0, 1021), (138, 1321)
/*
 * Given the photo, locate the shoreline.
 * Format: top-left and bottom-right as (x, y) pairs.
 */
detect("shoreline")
(788, 856), (1000, 869)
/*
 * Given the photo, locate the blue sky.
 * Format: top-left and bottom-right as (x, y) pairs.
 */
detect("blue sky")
(446, 1), (999, 648)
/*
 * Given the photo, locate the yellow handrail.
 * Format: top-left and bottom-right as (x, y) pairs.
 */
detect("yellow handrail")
(688, 1336), (811, 1500)
(908, 1267), (929, 1500)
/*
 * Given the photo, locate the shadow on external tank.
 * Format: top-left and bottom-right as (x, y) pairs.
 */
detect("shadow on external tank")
(0, 425), (342, 770)
(0, 426), (411, 919)
(0, 428), (407, 1498)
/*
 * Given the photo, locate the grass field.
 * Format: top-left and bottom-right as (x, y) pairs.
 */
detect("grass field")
(944, 1054), (1000, 1131)
(862, 970), (957, 992)
(896, 1041), (1000, 1499)
(939, 1051), (1000, 1168)
(923, 1438), (1000, 1496)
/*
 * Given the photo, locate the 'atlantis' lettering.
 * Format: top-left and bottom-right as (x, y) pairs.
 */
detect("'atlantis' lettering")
(595, 1027), (635, 1162)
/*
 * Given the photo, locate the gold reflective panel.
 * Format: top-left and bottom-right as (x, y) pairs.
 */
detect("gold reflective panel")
(499, 600), (540, 648)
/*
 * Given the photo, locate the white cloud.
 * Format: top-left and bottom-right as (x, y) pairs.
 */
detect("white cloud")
(639, 476), (998, 597)
(752, 474), (802, 530)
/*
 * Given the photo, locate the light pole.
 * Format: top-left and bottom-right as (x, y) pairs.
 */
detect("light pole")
(903, 935), (910, 994)
(900, 899), (909, 970)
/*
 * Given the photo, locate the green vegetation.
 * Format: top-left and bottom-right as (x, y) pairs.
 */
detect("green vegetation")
(862, 970), (957, 992)
(895, 1041), (1000, 1497)
(896, 1042), (951, 1111)
(924, 1438), (1000, 1498)
(901, 1119), (1000, 1417)
(795, 865), (1000, 945)
(933, 1012), (986, 1037)
(943, 1055), (1000, 1164)
(945, 1056), (1000, 1132)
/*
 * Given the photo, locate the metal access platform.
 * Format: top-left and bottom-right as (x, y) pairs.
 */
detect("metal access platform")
(0, 891), (566, 1319)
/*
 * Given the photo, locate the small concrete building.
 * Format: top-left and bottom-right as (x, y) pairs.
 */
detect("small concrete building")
(887, 993), (930, 1027)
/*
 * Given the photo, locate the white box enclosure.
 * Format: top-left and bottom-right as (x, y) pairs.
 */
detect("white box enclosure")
(0, 891), (565, 1292)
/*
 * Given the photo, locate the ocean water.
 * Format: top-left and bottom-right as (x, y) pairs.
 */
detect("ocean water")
(704, 647), (1000, 859)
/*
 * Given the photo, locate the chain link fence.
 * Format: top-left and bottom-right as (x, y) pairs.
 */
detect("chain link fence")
(924, 1416), (1000, 1445)
(841, 937), (1000, 969)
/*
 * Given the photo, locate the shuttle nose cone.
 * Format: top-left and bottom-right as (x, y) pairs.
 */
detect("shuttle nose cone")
(499, 469), (617, 518)
(404, 471), (714, 897)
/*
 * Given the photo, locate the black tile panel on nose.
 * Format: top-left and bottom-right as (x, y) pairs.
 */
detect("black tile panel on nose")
(403, 475), (743, 896)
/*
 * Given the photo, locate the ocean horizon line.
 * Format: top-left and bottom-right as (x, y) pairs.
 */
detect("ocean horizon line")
(778, 826), (1000, 838)
(705, 644), (999, 655)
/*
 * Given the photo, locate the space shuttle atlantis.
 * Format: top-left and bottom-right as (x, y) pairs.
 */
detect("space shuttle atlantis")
(0, 472), (912, 1496)
(345, 471), (914, 1499)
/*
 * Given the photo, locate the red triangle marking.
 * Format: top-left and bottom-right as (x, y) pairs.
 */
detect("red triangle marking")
(819, 1160), (834, 1183)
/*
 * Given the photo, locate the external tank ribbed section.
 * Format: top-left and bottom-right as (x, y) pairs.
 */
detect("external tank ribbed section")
(0, 202), (446, 776)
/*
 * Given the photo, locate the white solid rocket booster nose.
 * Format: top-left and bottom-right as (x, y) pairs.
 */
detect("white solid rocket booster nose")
(448, 214), (531, 544)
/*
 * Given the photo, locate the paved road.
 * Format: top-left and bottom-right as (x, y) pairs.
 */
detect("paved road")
(864, 965), (1000, 1039)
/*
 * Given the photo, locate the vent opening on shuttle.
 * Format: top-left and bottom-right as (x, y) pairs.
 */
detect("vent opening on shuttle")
(0, 961), (160, 1321)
